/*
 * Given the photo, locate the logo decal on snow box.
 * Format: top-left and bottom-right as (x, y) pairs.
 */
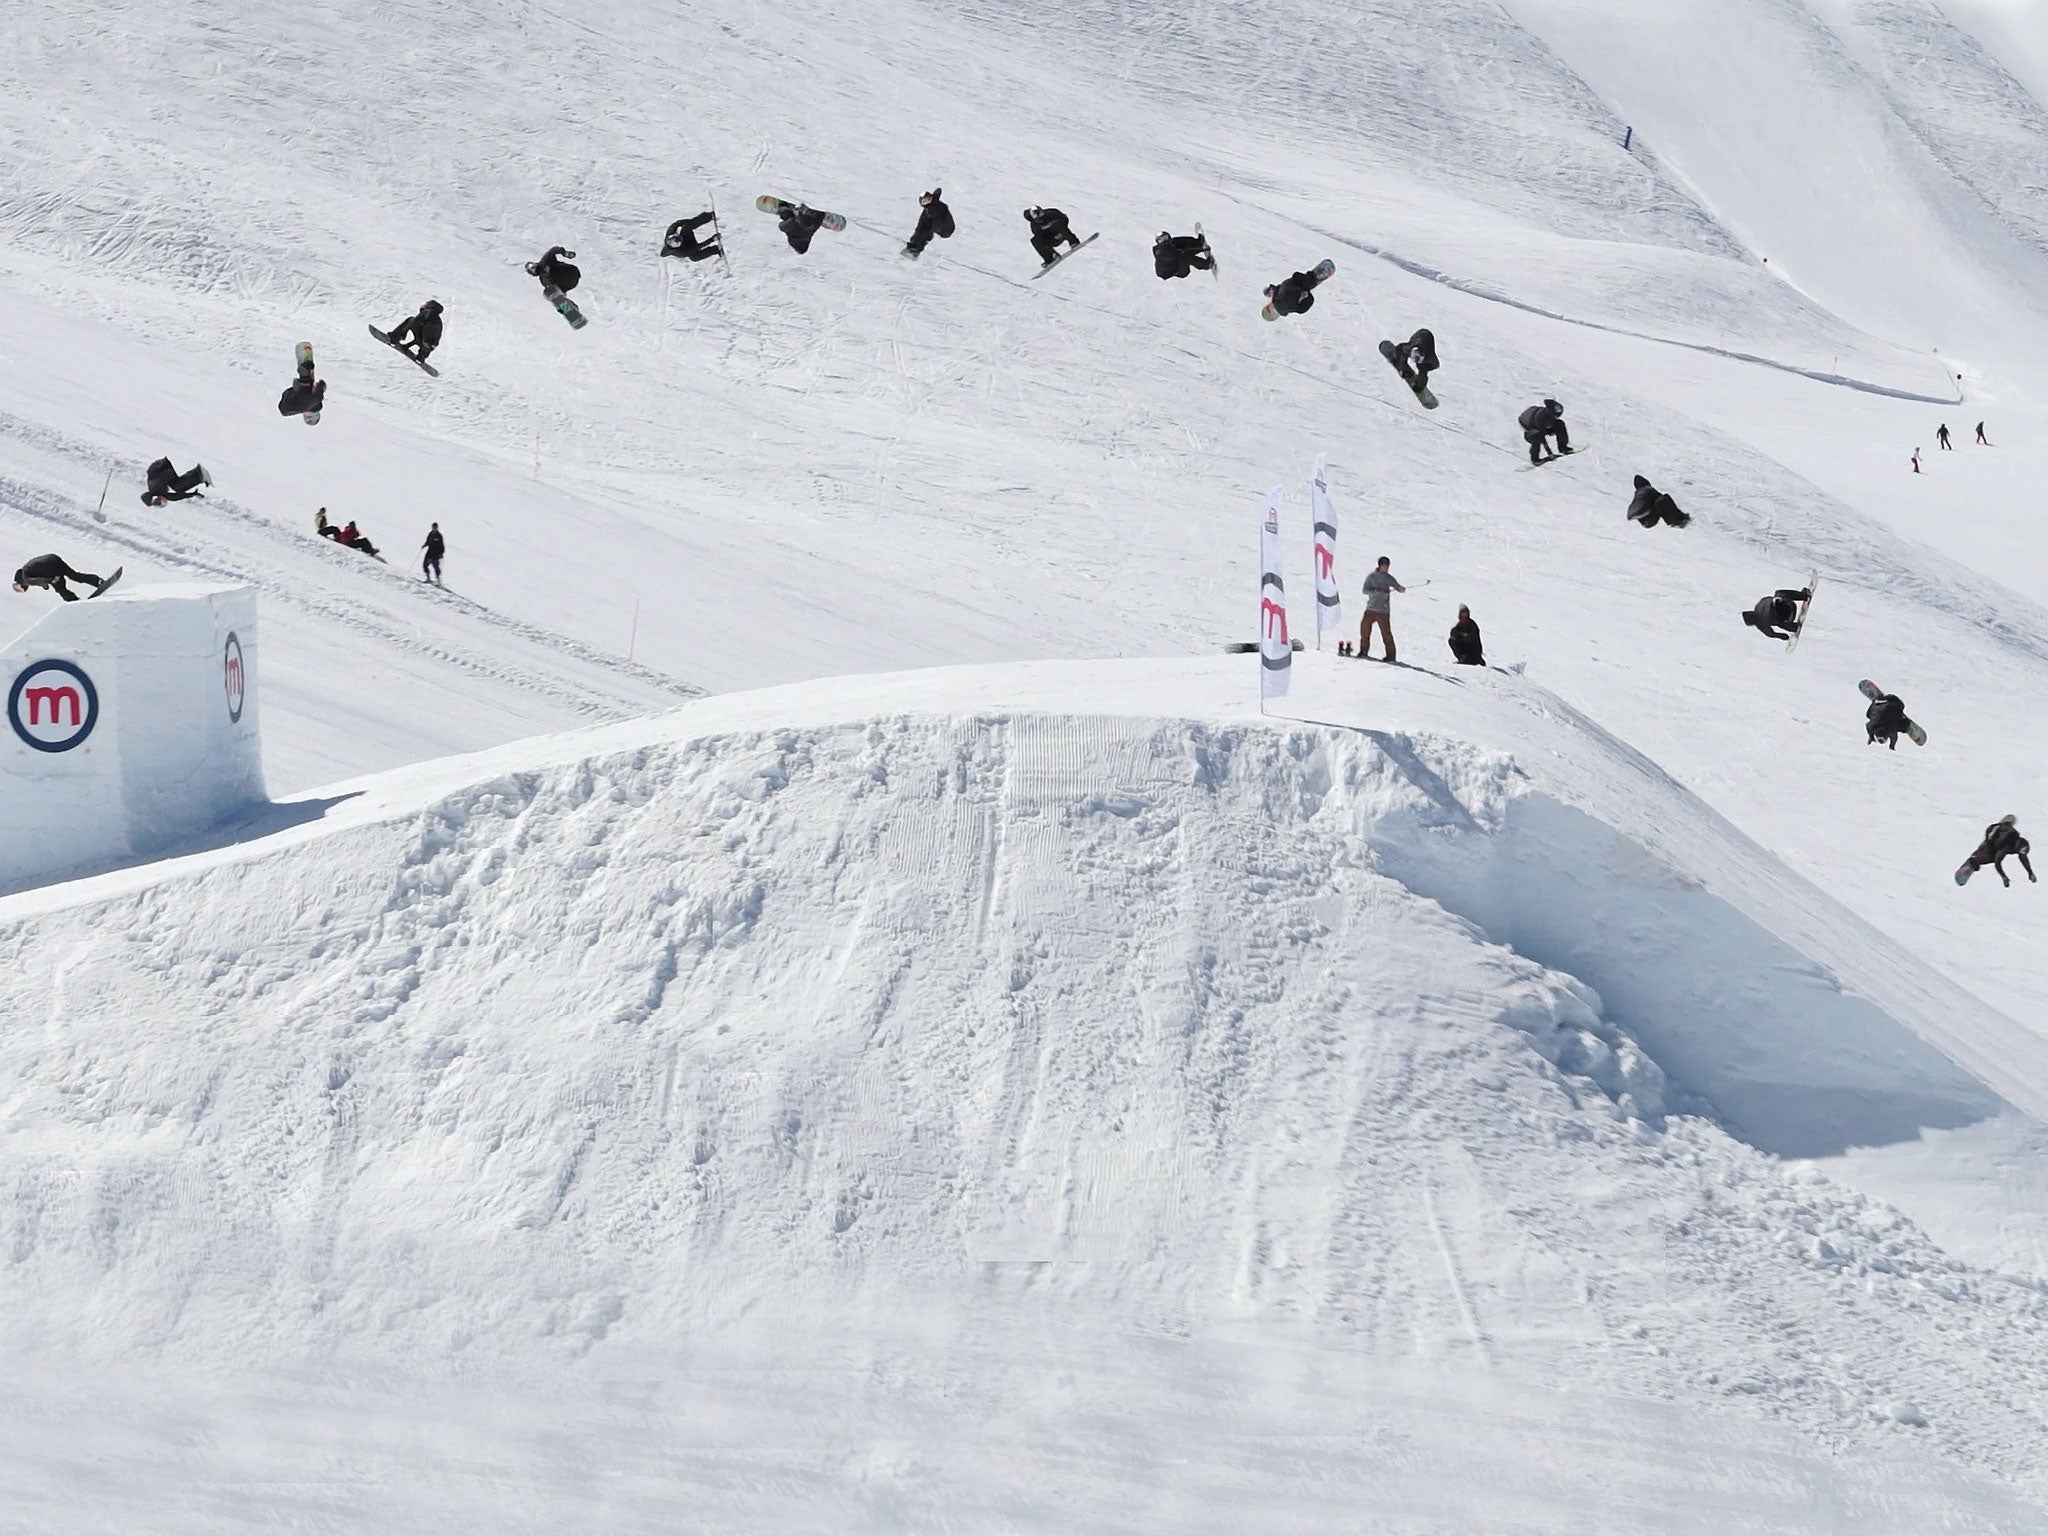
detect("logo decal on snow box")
(8, 659), (99, 753)
(223, 632), (245, 723)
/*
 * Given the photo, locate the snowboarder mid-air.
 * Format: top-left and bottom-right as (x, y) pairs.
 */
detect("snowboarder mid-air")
(1741, 587), (1811, 640)
(1627, 474), (1691, 529)
(526, 246), (580, 292)
(1359, 556), (1406, 661)
(12, 553), (108, 602)
(662, 214), (722, 262)
(1865, 688), (1912, 749)
(1024, 206), (1082, 266)
(1392, 328), (1439, 384)
(277, 344), (325, 419)
(422, 522), (445, 584)
(1959, 817), (2034, 887)
(903, 189), (954, 258)
(1153, 230), (1213, 280)
(1518, 399), (1570, 464)
(1264, 269), (1325, 317)
(1448, 605), (1485, 666)
(382, 299), (444, 361)
(776, 202), (827, 254)
(141, 457), (208, 506)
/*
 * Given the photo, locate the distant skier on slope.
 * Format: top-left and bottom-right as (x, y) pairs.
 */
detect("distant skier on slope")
(1740, 587), (1811, 641)
(1976, 421), (1990, 445)
(1359, 556), (1406, 661)
(662, 213), (723, 263)
(421, 522), (445, 584)
(777, 202), (828, 254)
(1937, 423), (1952, 450)
(1152, 230), (1213, 279)
(1626, 474), (1691, 529)
(141, 457), (209, 506)
(1864, 687), (1912, 749)
(1518, 399), (1570, 464)
(12, 553), (108, 602)
(1958, 816), (2034, 887)
(526, 246), (581, 293)
(1448, 605), (1485, 666)
(903, 189), (954, 258)
(382, 299), (445, 362)
(1264, 268), (1326, 317)
(1024, 206), (1082, 266)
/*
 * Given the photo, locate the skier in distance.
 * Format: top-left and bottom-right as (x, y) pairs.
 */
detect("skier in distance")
(1448, 605), (1485, 666)
(421, 522), (445, 584)
(1960, 817), (2034, 887)
(1024, 205), (1082, 266)
(383, 299), (445, 361)
(1152, 230), (1213, 279)
(141, 456), (209, 506)
(903, 189), (954, 258)
(1627, 474), (1690, 528)
(1518, 399), (1570, 464)
(1976, 421), (1991, 445)
(662, 213), (722, 263)
(1740, 587), (1811, 640)
(1937, 423), (1952, 450)
(1359, 556), (1406, 661)
(12, 553), (108, 601)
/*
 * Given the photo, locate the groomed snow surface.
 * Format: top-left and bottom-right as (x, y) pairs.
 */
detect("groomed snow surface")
(7, 0), (2048, 1529)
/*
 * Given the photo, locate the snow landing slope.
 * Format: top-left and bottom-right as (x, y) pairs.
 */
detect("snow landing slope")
(3, 658), (2048, 1531)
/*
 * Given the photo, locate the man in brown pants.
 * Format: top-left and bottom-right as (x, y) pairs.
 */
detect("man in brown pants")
(1359, 556), (1406, 661)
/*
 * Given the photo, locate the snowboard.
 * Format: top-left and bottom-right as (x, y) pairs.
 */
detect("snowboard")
(368, 324), (441, 376)
(1859, 678), (1927, 746)
(1784, 573), (1819, 654)
(1516, 445), (1587, 471)
(294, 341), (321, 424)
(1378, 340), (1439, 409)
(88, 566), (123, 599)
(1262, 258), (1335, 320)
(755, 196), (847, 232)
(1031, 231), (1100, 277)
(541, 285), (587, 329)
(1195, 221), (1218, 280)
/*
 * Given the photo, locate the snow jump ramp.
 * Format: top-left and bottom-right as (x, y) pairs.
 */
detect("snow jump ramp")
(0, 584), (265, 893)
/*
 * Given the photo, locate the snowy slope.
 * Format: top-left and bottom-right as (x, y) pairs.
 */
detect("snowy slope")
(7, 0), (2048, 1525)
(5, 658), (2048, 1530)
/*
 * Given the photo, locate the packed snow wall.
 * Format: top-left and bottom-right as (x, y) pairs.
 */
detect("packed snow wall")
(0, 584), (264, 892)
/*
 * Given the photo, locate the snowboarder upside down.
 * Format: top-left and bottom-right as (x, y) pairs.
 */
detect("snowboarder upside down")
(1741, 588), (1810, 640)
(663, 214), (722, 262)
(141, 457), (208, 506)
(12, 553), (107, 601)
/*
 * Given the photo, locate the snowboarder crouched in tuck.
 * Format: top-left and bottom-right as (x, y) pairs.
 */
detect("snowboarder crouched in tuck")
(1518, 399), (1569, 464)
(903, 189), (954, 257)
(526, 246), (580, 293)
(1865, 689), (1910, 749)
(1962, 817), (2033, 886)
(1024, 206), (1081, 265)
(1448, 605), (1484, 666)
(778, 203), (828, 255)
(12, 553), (107, 601)
(142, 456), (208, 506)
(1153, 230), (1212, 279)
(385, 299), (445, 360)
(1741, 588), (1810, 641)
(663, 214), (722, 262)
(1627, 474), (1690, 528)
(1265, 270), (1322, 316)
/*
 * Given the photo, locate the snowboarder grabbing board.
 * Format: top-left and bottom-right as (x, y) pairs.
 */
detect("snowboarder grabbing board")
(1263, 260), (1334, 320)
(1860, 679), (1926, 748)
(1377, 329), (1438, 408)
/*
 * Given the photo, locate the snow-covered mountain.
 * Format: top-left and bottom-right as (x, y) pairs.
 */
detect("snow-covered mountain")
(5, 0), (2048, 1528)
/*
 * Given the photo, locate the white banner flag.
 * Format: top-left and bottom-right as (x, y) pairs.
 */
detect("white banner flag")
(1259, 484), (1291, 702)
(1311, 454), (1340, 649)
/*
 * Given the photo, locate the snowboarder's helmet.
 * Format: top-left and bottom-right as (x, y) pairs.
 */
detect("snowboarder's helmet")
(1632, 474), (1649, 488)
(423, 299), (442, 313)
(1544, 398), (1561, 413)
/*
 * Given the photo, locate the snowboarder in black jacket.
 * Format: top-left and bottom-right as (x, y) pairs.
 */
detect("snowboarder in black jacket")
(141, 457), (208, 506)
(903, 189), (955, 257)
(12, 553), (107, 601)
(1025, 206), (1081, 265)
(526, 246), (580, 293)
(1518, 399), (1569, 463)
(1741, 588), (1810, 640)
(1395, 329), (1439, 383)
(277, 374), (326, 418)
(662, 214), (722, 262)
(421, 522), (446, 584)
(1627, 474), (1690, 528)
(1153, 231), (1213, 279)
(1448, 605), (1485, 665)
(384, 299), (445, 361)
(1961, 817), (2034, 886)
(778, 202), (827, 255)
(1865, 689), (1911, 749)
(1265, 269), (1323, 316)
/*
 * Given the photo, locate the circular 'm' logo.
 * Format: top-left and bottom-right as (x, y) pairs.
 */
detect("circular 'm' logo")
(8, 660), (99, 753)
(224, 632), (246, 723)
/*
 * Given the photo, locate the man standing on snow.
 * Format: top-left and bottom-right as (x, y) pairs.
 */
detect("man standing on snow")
(1976, 421), (1990, 445)
(421, 522), (446, 585)
(1937, 423), (1952, 450)
(1359, 556), (1406, 662)
(12, 553), (108, 602)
